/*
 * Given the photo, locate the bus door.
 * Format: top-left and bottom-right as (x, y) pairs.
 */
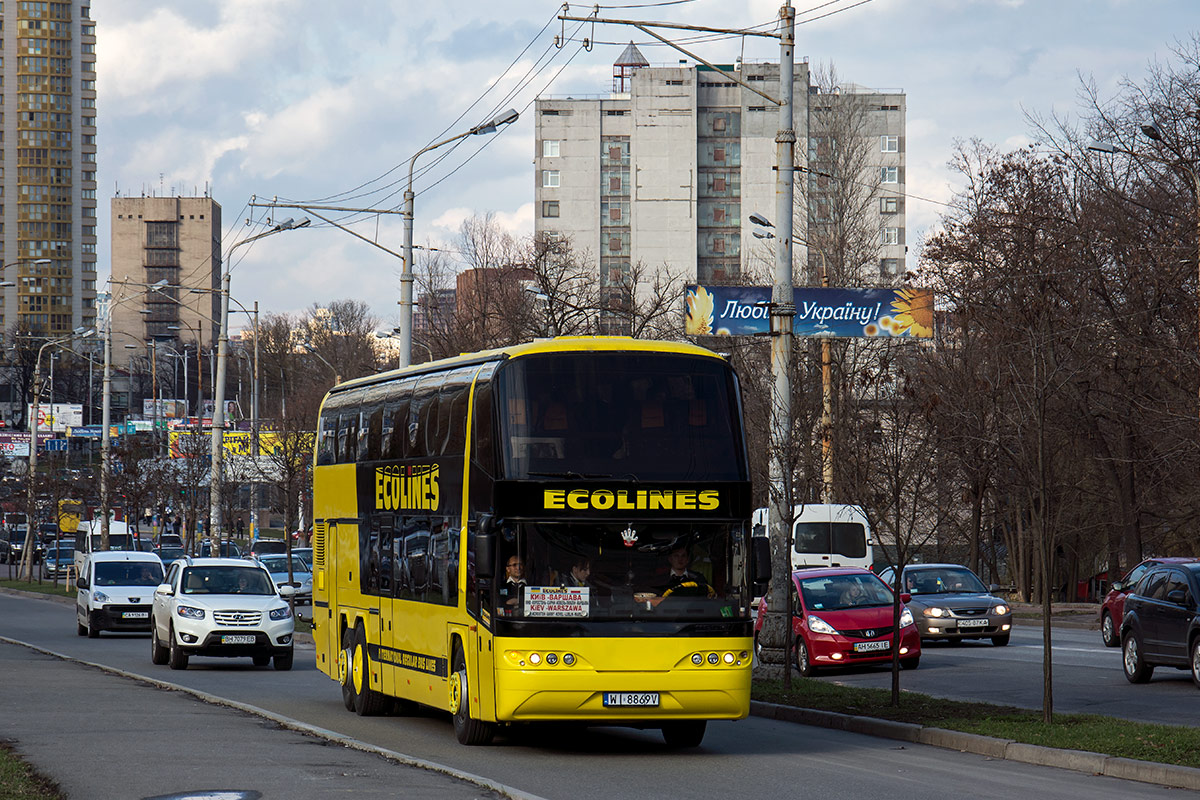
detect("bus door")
(313, 521), (336, 678)
(466, 525), (498, 721)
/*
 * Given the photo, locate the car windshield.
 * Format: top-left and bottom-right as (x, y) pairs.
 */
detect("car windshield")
(904, 567), (987, 595)
(181, 566), (274, 595)
(798, 573), (893, 611)
(258, 555), (307, 574)
(93, 561), (164, 587)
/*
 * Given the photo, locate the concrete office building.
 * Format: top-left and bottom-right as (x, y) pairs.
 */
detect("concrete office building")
(534, 46), (906, 326)
(0, 1), (99, 336)
(110, 196), (221, 372)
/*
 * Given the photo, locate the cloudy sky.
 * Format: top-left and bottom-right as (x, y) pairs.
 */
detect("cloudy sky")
(96, 0), (1193, 332)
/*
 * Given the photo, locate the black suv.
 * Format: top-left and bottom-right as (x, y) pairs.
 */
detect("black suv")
(1120, 562), (1200, 688)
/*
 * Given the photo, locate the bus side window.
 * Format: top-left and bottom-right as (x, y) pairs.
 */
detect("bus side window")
(442, 377), (471, 457)
(380, 403), (397, 460)
(362, 405), (383, 462)
(408, 376), (439, 460)
(317, 413), (338, 465)
(473, 379), (494, 474)
(378, 515), (394, 596)
(361, 518), (381, 596)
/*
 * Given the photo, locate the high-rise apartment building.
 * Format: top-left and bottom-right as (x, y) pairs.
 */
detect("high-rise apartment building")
(0, 1), (98, 336)
(110, 196), (221, 368)
(534, 47), (906, 324)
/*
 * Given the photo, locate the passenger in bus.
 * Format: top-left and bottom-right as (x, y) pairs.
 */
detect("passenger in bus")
(564, 557), (591, 588)
(499, 555), (526, 615)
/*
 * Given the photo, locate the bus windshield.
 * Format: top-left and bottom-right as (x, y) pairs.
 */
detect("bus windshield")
(492, 521), (747, 624)
(497, 353), (745, 482)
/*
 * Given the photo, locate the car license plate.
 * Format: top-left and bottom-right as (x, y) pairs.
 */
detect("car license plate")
(853, 641), (889, 652)
(957, 618), (989, 628)
(122, 611), (148, 619)
(603, 692), (659, 707)
(221, 634), (257, 645)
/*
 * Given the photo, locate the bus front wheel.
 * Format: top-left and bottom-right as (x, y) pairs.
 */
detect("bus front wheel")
(450, 646), (495, 746)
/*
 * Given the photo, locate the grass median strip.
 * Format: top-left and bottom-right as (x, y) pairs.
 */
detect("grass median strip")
(0, 741), (64, 800)
(754, 678), (1200, 769)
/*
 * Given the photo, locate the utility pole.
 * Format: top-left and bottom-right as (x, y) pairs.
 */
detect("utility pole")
(556, 4), (796, 677)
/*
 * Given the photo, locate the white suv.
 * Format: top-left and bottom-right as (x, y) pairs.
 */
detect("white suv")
(151, 557), (296, 671)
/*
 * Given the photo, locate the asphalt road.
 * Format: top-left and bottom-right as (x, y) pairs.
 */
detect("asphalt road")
(0, 591), (1190, 800)
(801, 623), (1199, 726)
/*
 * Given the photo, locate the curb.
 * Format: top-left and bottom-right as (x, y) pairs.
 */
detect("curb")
(749, 700), (1200, 791)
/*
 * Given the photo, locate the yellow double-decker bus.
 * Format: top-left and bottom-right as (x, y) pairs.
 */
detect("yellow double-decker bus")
(312, 337), (768, 746)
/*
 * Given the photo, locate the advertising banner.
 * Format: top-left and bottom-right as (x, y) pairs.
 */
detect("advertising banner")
(27, 403), (84, 432)
(684, 285), (772, 336)
(0, 432), (55, 457)
(143, 399), (187, 419)
(685, 285), (934, 339)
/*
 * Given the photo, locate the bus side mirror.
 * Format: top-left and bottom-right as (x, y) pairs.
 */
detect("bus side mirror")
(476, 528), (496, 581)
(750, 536), (771, 593)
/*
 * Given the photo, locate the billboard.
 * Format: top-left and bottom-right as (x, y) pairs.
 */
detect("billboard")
(143, 399), (187, 419)
(686, 285), (934, 339)
(0, 432), (55, 457)
(27, 403), (84, 432)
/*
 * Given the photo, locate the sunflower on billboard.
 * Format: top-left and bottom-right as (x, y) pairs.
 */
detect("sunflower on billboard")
(889, 288), (934, 338)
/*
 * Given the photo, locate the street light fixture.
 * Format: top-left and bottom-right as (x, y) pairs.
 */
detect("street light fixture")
(0, 258), (51, 289)
(208, 218), (309, 543)
(400, 109), (520, 368)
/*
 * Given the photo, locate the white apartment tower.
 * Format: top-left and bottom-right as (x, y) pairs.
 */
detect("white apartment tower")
(534, 47), (906, 325)
(0, 1), (99, 336)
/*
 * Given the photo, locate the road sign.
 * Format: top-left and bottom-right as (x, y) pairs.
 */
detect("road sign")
(43, 439), (69, 452)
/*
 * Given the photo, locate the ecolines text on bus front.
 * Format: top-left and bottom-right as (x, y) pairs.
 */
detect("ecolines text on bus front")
(543, 488), (721, 512)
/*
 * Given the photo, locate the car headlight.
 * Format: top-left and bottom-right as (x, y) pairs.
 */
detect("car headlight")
(992, 604), (1009, 615)
(93, 591), (109, 603)
(899, 608), (914, 628)
(807, 615), (839, 635)
(922, 606), (948, 618)
(269, 606), (293, 620)
(176, 605), (206, 620)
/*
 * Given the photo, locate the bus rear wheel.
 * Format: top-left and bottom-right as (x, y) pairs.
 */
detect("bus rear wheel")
(662, 720), (706, 748)
(450, 646), (495, 746)
(350, 625), (388, 716)
(340, 628), (356, 711)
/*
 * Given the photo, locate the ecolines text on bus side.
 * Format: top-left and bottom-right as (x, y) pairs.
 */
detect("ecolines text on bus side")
(374, 464), (440, 512)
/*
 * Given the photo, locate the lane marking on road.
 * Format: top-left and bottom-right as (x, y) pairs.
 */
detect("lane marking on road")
(0, 634), (548, 800)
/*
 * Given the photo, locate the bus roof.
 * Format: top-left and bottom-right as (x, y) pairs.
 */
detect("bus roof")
(326, 336), (729, 398)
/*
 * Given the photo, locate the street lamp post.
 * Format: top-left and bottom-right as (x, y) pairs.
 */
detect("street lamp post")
(101, 280), (168, 550)
(20, 328), (93, 581)
(208, 219), (308, 544)
(400, 109), (519, 368)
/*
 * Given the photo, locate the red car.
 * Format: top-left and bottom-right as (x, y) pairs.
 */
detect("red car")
(754, 567), (921, 676)
(1099, 557), (1200, 647)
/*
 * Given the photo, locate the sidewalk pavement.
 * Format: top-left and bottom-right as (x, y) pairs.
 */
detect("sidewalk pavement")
(0, 636), (537, 800)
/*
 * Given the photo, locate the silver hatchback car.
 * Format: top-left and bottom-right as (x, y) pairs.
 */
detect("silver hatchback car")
(877, 563), (1013, 646)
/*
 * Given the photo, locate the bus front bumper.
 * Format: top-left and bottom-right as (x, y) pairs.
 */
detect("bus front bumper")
(492, 636), (752, 722)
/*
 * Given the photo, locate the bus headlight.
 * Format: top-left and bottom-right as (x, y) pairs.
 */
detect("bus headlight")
(562, 652), (575, 666)
(546, 653), (558, 665)
(529, 652), (541, 665)
(692, 653), (704, 665)
(723, 652), (735, 664)
(707, 652), (719, 665)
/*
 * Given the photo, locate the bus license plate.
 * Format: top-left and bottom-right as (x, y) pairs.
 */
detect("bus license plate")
(221, 634), (257, 644)
(603, 692), (659, 708)
(957, 619), (989, 628)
